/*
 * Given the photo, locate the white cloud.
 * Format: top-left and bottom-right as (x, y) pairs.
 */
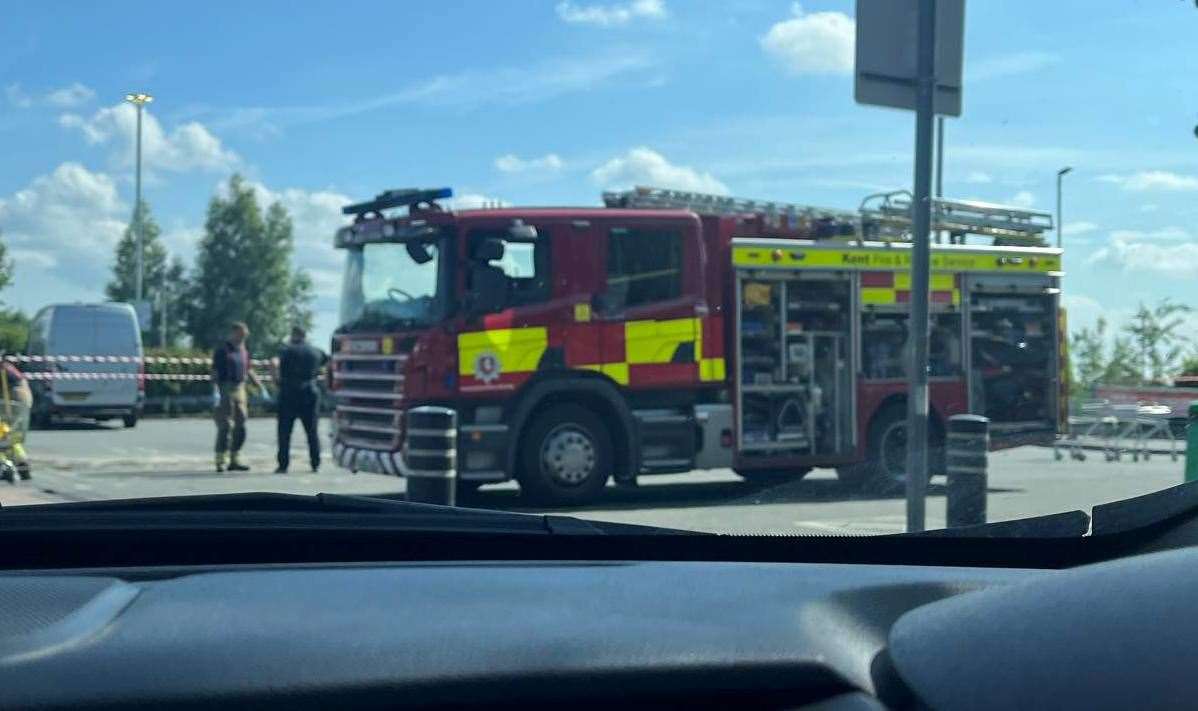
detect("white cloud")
(5, 83), (32, 108)
(194, 53), (652, 133)
(1109, 226), (1191, 242)
(1097, 171), (1198, 192)
(1062, 221), (1097, 237)
(964, 171), (993, 184)
(448, 194), (510, 210)
(494, 153), (565, 174)
(6, 82), (95, 109)
(44, 82), (95, 108)
(1087, 230), (1198, 277)
(9, 249), (58, 269)
(59, 102), (239, 174)
(1009, 190), (1036, 207)
(555, 0), (666, 26)
(760, 2), (854, 75)
(0, 163), (129, 309)
(966, 51), (1060, 82)
(592, 147), (728, 193)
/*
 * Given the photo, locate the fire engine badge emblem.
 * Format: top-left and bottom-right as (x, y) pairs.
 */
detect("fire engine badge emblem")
(473, 351), (501, 384)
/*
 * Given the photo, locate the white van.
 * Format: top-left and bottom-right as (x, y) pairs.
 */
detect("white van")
(26, 303), (144, 428)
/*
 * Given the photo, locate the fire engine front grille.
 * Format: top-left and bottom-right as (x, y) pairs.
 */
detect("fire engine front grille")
(332, 353), (408, 449)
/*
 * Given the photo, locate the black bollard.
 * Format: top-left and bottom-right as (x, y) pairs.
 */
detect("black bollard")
(946, 414), (988, 528)
(404, 406), (457, 506)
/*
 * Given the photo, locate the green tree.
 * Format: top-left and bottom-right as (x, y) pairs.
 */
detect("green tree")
(184, 175), (312, 356)
(106, 201), (189, 347)
(0, 229), (26, 353)
(1070, 317), (1141, 397)
(1123, 298), (1192, 384)
(0, 228), (13, 295)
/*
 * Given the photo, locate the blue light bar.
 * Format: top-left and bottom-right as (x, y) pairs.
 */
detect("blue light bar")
(341, 187), (453, 217)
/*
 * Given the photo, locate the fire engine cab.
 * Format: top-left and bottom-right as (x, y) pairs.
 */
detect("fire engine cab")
(330, 186), (1062, 504)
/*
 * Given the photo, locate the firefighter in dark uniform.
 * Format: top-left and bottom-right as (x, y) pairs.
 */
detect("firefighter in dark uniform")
(273, 326), (328, 474)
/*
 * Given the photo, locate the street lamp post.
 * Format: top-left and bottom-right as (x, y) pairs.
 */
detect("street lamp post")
(124, 93), (153, 305)
(1056, 166), (1072, 249)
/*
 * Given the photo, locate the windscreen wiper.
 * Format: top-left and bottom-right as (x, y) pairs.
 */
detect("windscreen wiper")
(4, 492), (694, 536)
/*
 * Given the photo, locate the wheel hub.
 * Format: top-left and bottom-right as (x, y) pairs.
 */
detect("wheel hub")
(541, 426), (596, 486)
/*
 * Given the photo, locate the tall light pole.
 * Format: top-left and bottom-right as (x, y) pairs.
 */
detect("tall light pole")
(1056, 166), (1072, 249)
(124, 92), (153, 305)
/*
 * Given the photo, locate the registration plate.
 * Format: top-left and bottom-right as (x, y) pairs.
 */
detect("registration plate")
(346, 339), (380, 354)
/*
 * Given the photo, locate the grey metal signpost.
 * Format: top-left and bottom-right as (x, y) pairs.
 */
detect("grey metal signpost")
(855, 0), (965, 533)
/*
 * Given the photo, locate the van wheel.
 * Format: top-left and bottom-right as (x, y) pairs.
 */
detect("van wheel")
(122, 413), (138, 428)
(31, 408), (52, 430)
(518, 404), (612, 506)
(837, 404), (935, 495)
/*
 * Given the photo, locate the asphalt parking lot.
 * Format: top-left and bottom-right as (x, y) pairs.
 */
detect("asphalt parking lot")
(6, 417), (1184, 534)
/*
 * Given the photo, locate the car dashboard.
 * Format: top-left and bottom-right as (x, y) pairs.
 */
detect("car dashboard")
(1, 545), (1193, 710)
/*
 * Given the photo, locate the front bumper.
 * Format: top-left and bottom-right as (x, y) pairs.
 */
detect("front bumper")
(333, 410), (509, 482)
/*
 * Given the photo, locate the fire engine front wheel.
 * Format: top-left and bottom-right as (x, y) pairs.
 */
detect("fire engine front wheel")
(518, 404), (612, 506)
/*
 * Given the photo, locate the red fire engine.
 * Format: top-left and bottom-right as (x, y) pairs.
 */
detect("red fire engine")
(330, 186), (1062, 504)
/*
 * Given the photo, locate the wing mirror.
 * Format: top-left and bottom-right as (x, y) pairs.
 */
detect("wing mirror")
(508, 220), (538, 241)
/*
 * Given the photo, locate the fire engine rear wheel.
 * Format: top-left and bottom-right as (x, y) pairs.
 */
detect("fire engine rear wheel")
(837, 404), (934, 495)
(518, 404), (612, 506)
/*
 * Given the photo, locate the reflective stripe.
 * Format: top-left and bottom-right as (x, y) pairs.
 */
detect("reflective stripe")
(457, 327), (547, 377)
(625, 317), (695, 364)
(699, 357), (726, 382)
(862, 287), (896, 305)
(732, 245), (1061, 273)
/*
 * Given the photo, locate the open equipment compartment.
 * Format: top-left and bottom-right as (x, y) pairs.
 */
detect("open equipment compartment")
(735, 268), (854, 458)
(965, 272), (1060, 446)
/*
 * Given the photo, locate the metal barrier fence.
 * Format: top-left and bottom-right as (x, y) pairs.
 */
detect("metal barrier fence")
(1055, 399), (1182, 463)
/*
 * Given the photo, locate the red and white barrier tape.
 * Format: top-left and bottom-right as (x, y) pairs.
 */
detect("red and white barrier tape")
(23, 372), (216, 381)
(4, 354), (275, 366)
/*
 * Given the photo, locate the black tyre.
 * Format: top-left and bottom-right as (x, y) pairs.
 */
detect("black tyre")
(518, 404), (612, 506)
(735, 467), (812, 485)
(836, 404), (935, 494)
(122, 412), (138, 428)
(31, 405), (51, 430)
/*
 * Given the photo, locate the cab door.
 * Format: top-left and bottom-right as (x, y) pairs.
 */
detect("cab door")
(594, 217), (706, 390)
(457, 221), (568, 396)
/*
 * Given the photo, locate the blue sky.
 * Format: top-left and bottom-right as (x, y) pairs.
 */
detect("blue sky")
(2, 0), (1197, 348)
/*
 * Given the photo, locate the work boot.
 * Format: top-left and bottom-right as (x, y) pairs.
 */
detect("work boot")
(215, 453), (227, 473)
(274, 467), (287, 474)
(227, 454), (249, 472)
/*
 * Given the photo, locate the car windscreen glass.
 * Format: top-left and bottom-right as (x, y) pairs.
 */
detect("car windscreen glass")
(338, 237), (446, 330)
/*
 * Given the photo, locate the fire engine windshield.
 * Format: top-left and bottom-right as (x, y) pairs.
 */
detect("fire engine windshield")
(338, 238), (448, 331)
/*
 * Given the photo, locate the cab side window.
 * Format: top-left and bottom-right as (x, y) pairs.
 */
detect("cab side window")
(605, 227), (682, 311)
(467, 229), (551, 307)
